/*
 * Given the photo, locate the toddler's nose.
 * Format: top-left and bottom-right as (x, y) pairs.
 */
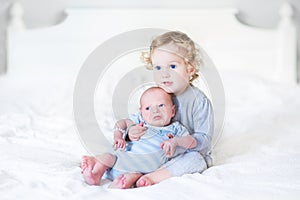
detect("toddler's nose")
(162, 70), (171, 78)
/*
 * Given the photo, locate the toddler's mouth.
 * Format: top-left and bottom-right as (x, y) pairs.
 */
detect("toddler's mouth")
(162, 81), (173, 87)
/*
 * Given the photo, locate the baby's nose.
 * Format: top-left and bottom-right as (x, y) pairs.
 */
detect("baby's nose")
(151, 106), (160, 113)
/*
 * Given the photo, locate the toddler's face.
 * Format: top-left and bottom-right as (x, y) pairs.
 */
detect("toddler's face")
(151, 46), (195, 95)
(140, 89), (175, 127)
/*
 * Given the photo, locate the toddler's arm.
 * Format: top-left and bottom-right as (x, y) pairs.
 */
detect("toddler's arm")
(161, 135), (197, 158)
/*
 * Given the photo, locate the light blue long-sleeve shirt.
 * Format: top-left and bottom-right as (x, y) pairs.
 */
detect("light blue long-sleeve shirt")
(173, 85), (214, 157)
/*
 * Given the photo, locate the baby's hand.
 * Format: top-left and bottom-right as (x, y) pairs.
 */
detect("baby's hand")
(113, 138), (126, 150)
(160, 138), (178, 158)
(128, 122), (147, 141)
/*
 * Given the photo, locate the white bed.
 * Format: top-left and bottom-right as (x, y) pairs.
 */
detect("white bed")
(1, 3), (300, 200)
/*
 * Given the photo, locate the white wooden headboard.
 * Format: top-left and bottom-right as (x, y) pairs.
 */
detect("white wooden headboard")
(8, 2), (297, 84)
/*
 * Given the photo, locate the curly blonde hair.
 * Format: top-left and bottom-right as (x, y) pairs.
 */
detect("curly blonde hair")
(141, 31), (202, 82)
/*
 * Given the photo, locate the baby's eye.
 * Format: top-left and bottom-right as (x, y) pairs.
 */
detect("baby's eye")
(154, 66), (161, 70)
(145, 107), (150, 111)
(158, 104), (165, 108)
(169, 64), (176, 69)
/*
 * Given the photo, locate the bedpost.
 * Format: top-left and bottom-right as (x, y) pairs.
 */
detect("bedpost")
(7, 1), (26, 73)
(8, 1), (26, 31)
(275, 2), (297, 85)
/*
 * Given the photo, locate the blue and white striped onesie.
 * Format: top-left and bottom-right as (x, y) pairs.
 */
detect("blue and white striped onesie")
(104, 114), (189, 180)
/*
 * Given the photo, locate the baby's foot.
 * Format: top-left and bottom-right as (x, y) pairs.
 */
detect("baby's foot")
(136, 176), (154, 187)
(109, 174), (127, 188)
(81, 156), (95, 173)
(81, 156), (110, 185)
(81, 154), (116, 173)
(109, 173), (142, 189)
(82, 164), (103, 185)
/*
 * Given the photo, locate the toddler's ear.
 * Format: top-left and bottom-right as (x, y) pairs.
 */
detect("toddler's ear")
(187, 65), (196, 75)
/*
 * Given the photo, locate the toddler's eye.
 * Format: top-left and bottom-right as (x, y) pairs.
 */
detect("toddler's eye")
(169, 64), (176, 69)
(145, 107), (150, 111)
(159, 104), (165, 108)
(154, 66), (161, 70)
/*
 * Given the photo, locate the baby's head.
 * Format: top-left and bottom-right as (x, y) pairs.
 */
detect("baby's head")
(140, 87), (175, 127)
(142, 31), (202, 82)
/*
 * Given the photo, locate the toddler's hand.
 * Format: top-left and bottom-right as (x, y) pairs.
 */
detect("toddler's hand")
(128, 122), (147, 141)
(161, 138), (178, 158)
(113, 138), (126, 150)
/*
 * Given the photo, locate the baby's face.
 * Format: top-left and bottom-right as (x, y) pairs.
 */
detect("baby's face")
(140, 89), (175, 127)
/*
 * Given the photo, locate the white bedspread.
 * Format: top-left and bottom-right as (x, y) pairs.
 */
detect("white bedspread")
(0, 69), (299, 200)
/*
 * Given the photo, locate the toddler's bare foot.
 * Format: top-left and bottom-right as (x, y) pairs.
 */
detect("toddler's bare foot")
(136, 176), (154, 187)
(109, 173), (142, 189)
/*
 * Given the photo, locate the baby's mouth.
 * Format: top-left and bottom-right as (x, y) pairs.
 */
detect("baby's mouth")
(153, 115), (162, 120)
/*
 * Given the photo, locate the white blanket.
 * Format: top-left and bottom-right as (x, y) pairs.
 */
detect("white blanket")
(1, 68), (299, 200)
